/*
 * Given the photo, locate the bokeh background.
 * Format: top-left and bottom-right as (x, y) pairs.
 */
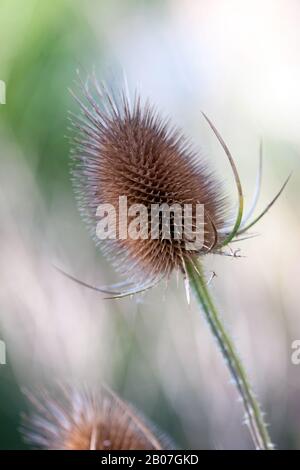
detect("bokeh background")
(0, 0), (299, 450)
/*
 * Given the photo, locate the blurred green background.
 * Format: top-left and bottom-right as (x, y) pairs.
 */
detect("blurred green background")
(0, 0), (300, 449)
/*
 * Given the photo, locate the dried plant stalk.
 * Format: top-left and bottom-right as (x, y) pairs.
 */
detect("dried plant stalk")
(186, 258), (273, 450)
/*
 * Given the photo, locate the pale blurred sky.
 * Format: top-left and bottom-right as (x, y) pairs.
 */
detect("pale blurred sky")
(84, 0), (300, 145)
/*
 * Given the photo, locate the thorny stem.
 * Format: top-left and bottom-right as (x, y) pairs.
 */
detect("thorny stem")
(186, 258), (273, 450)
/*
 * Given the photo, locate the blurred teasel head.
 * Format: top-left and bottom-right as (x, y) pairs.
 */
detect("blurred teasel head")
(21, 385), (173, 450)
(67, 73), (290, 298)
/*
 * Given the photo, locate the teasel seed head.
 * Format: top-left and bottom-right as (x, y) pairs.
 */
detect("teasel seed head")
(21, 385), (174, 450)
(67, 73), (290, 297)
(70, 76), (229, 291)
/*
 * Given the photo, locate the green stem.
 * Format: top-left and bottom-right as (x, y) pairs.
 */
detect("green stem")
(186, 258), (273, 450)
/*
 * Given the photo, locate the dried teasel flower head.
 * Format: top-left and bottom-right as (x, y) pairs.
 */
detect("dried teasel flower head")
(21, 385), (174, 450)
(66, 73), (290, 298)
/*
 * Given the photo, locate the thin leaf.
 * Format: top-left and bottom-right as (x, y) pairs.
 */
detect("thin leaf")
(202, 112), (244, 246)
(237, 173), (291, 236)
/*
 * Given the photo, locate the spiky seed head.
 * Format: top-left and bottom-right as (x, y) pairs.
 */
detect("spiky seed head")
(21, 385), (174, 450)
(70, 78), (228, 287)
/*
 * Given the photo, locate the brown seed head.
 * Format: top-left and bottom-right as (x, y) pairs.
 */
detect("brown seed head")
(70, 78), (228, 288)
(21, 385), (174, 450)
